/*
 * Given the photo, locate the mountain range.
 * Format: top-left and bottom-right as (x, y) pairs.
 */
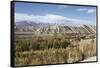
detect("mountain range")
(15, 20), (96, 34)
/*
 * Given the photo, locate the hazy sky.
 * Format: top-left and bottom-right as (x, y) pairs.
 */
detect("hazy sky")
(15, 2), (97, 25)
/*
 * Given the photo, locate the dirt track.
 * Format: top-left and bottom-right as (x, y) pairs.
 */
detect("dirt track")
(81, 56), (96, 62)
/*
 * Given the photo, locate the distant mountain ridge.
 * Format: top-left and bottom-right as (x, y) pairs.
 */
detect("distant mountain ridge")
(15, 21), (96, 34)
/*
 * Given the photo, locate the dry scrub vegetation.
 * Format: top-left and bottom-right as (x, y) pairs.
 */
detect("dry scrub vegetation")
(15, 35), (96, 66)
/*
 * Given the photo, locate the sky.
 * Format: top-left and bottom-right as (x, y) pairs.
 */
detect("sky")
(14, 2), (97, 25)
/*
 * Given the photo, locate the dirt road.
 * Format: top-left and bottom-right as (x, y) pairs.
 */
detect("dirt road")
(81, 56), (97, 62)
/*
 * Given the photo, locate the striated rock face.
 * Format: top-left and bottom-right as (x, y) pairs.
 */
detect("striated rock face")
(35, 24), (96, 34)
(15, 21), (96, 34)
(15, 21), (96, 39)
